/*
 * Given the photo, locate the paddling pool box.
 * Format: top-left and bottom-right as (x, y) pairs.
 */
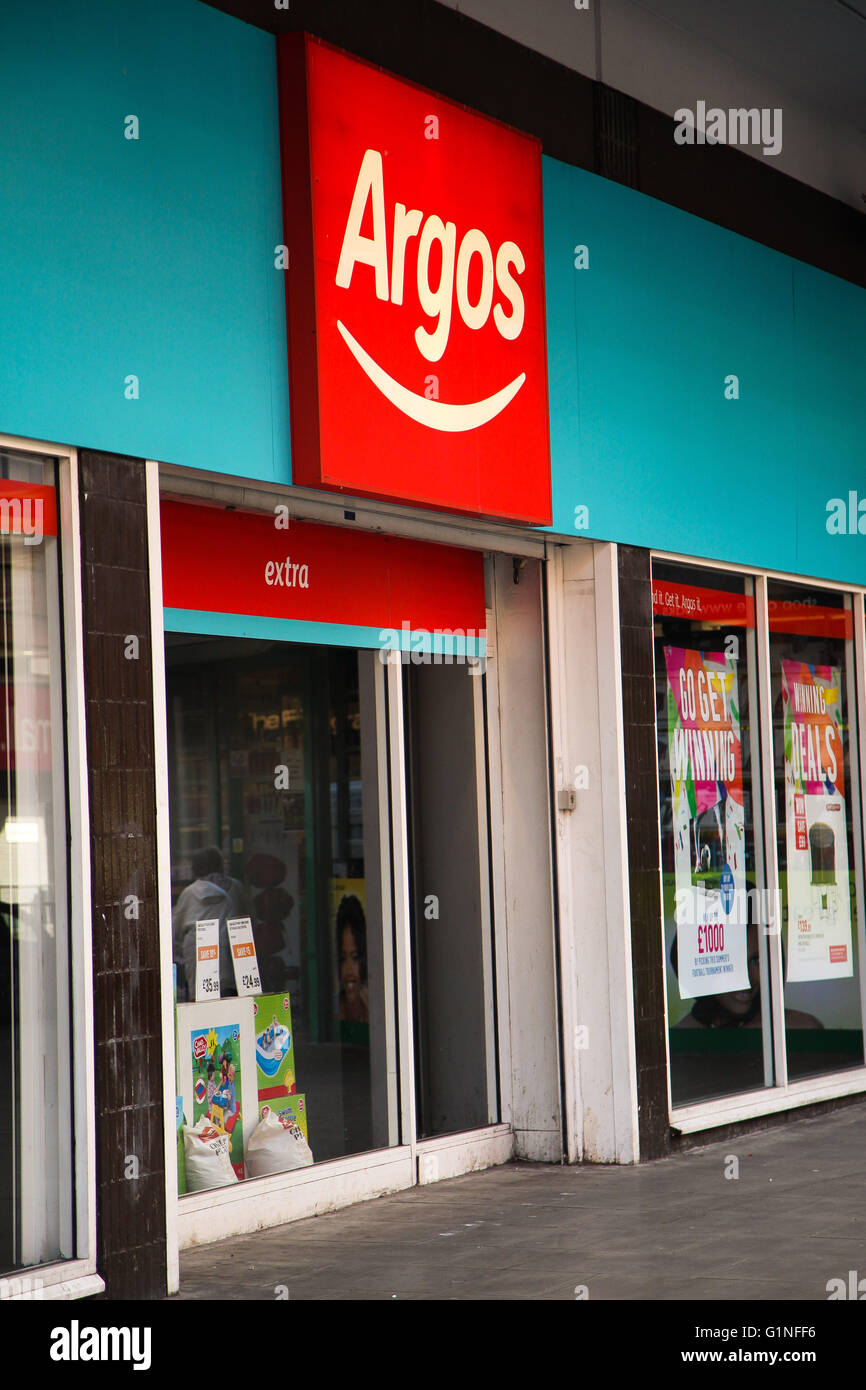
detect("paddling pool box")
(253, 992), (297, 1101)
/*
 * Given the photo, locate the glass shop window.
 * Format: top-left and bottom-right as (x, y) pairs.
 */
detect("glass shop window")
(167, 636), (398, 1193)
(653, 561), (772, 1106)
(768, 580), (864, 1081)
(0, 451), (72, 1274)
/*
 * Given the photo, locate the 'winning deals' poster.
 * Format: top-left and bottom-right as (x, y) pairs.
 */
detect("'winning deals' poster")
(664, 647), (750, 999)
(781, 660), (852, 982)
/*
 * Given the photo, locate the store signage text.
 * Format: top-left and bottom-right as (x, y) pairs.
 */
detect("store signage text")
(335, 148), (527, 430)
(652, 579), (755, 627)
(277, 34), (551, 523)
(161, 500), (486, 637)
(265, 558), (310, 588)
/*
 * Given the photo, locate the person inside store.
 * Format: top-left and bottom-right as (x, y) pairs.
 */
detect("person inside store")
(172, 845), (250, 1000)
(336, 895), (369, 1025)
(673, 917), (822, 1030)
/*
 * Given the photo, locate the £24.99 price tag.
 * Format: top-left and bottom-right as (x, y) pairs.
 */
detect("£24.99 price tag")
(227, 917), (261, 996)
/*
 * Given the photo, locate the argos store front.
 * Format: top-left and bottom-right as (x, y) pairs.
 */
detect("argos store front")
(3, 2), (574, 1292)
(153, 33), (566, 1248)
(6, 0), (866, 1299)
(157, 494), (562, 1245)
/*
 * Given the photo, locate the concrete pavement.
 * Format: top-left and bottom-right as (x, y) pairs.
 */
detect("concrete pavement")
(177, 1102), (866, 1300)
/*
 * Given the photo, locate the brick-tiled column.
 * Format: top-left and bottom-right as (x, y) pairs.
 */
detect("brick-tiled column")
(79, 451), (167, 1298)
(618, 545), (669, 1160)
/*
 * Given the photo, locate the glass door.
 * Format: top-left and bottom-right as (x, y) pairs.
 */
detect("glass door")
(403, 659), (499, 1138)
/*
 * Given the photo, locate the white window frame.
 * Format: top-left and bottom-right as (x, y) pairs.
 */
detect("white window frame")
(146, 460), (180, 1294)
(0, 434), (102, 1300)
(652, 547), (866, 1134)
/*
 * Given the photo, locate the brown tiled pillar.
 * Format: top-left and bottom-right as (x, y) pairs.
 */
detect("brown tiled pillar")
(79, 451), (167, 1298)
(618, 545), (669, 1160)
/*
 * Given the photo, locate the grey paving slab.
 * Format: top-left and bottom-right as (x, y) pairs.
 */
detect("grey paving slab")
(176, 1102), (866, 1300)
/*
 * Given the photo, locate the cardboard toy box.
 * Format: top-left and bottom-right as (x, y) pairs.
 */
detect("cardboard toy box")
(253, 992), (297, 1101)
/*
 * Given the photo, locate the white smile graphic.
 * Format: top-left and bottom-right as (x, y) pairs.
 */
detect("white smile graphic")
(336, 320), (525, 433)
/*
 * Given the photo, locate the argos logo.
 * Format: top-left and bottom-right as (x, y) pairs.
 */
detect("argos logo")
(334, 149), (527, 432)
(278, 34), (551, 524)
(336, 149), (527, 357)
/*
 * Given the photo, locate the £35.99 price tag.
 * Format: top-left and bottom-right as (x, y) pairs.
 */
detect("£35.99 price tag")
(195, 919), (221, 1002)
(227, 917), (261, 996)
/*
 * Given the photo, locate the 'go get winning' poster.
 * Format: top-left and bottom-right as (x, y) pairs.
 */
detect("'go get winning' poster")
(664, 647), (750, 999)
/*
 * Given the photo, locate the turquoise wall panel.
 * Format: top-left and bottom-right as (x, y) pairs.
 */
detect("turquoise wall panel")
(0, 0), (289, 481)
(544, 157), (866, 584)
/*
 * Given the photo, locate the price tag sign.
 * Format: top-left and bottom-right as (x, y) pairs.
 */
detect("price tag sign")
(227, 917), (262, 996)
(194, 920), (221, 1002)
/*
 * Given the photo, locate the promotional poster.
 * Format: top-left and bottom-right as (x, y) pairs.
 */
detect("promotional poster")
(664, 646), (750, 999)
(781, 659), (853, 983)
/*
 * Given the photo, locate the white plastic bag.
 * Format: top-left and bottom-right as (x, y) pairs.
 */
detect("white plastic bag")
(246, 1107), (314, 1178)
(183, 1116), (239, 1191)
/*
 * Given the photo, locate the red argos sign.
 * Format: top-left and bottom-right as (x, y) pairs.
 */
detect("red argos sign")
(278, 35), (551, 524)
